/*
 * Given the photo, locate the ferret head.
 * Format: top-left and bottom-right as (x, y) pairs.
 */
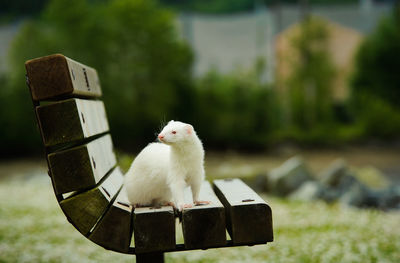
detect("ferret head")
(157, 120), (195, 145)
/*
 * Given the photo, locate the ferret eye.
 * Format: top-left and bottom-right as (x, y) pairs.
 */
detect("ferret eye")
(172, 131), (177, 134)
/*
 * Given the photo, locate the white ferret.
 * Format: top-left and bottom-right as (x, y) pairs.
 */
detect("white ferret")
(124, 120), (209, 211)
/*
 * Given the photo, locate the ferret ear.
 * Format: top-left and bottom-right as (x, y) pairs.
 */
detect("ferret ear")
(168, 120), (174, 124)
(185, 124), (193, 134)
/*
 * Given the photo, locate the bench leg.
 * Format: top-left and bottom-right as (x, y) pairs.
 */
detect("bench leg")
(136, 252), (164, 263)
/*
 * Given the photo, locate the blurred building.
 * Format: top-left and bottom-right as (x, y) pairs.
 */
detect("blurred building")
(179, 6), (275, 82)
(276, 19), (364, 101)
(179, 0), (392, 94)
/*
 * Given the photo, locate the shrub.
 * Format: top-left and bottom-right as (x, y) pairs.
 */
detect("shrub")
(2, 0), (193, 153)
(354, 93), (400, 139)
(351, 8), (400, 109)
(286, 16), (336, 130)
(350, 5), (400, 139)
(193, 64), (281, 150)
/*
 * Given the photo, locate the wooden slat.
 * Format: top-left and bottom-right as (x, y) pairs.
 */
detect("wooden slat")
(36, 98), (109, 147)
(213, 179), (273, 245)
(136, 253), (164, 263)
(133, 206), (176, 253)
(59, 167), (123, 236)
(89, 186), (133, 253)
(48, 134), (116, 195)
(25, 54), (101, 101)
(181, 181), (226, 249)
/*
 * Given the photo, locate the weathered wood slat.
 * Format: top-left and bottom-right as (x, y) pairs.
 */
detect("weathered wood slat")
(133, 206), (176, 254)
(182, 181), (226, 249)
(213, 179), (273, 245)
(48, 134), (116, 195)
(59, 167), (123, 236)
(89, 186), (133, 253)
(26, 54), (101, 101)
(136, 253), (165, 263)
(36, 98), (109, 147)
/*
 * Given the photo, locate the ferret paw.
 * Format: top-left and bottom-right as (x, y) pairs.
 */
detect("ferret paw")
(194, 200), (211, 206)
(178, 203), (193, 211)
(164, 201), (175, 207)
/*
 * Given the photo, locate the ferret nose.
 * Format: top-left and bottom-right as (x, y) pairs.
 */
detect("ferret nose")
(158, 135), (164, 140)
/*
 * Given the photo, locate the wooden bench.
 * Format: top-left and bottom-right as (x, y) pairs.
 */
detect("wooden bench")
(25, 54), (273, 262)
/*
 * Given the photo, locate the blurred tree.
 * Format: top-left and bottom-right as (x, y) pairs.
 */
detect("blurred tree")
(2, 0), (193, 154)
(0, 0), (112, 19)
(159, 0), (358, 14)
(194, 61), (281, 150)
(286, 16), (336, 129)
(160, 0), (254, 13)
(0, 0), (49, 19)
(352, 4), (400, 108)
(350, 3), (400, 138)
(0, 0), (361, 21)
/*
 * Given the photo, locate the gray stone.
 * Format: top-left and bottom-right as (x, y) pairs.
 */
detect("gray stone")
(267, 156), (313, 196)
(319, 159), (349, 188)
(378, 185), (400, 210)
(319, 188), (341, 203)
(253, 173), (269, 193)
(319, 159), (362, 195)
(354, 166), (389, 190)
(289, 181), (324, 201)
(317, 159), (375, 205)
(339, 182), (372, 208)
(242, 173), (269, 193)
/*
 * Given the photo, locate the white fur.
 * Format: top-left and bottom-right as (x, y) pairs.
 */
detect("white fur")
(124, 120), (205, 210)
(124, 143), (172, 206)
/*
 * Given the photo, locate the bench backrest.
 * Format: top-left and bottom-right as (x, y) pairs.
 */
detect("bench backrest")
(26, 54), (132, 253)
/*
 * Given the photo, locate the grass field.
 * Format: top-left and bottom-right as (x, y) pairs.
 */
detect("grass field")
(0, 172), (399, 263)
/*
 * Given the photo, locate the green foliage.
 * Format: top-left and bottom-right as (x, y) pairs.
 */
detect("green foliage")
(0, 0), (360, 19)
(193, 62), (281, 150)
(160, 0), (252, 13)
(352, 11), (400, 108)
(350, 6), (400, 138)
(1, 0), (398, 155)
(0, 57), (40, 155)
(0, 0), (49, 19)
(286, 16), (336, 130)
(3, 0), (193, 153)
(353, 93), (400, 139)
(172, 0), (254, 14)
(159, 0), (359, 14)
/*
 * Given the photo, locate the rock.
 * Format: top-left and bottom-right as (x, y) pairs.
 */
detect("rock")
(353, 166), (390, 190)
(267, 156), (313, 196)
(319, 159), (360, 193)
(339, 182), (373, 208)
(319, 159), (349, 187)
(242, 173), (269, 193)
(289, 181), (324, 201)
(252, 173), (269, 193)
(378, 185), (400, 210)
(318, 159), (400, 209)
(320, 188), (343, 203)
(318, 159), (374, 205)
